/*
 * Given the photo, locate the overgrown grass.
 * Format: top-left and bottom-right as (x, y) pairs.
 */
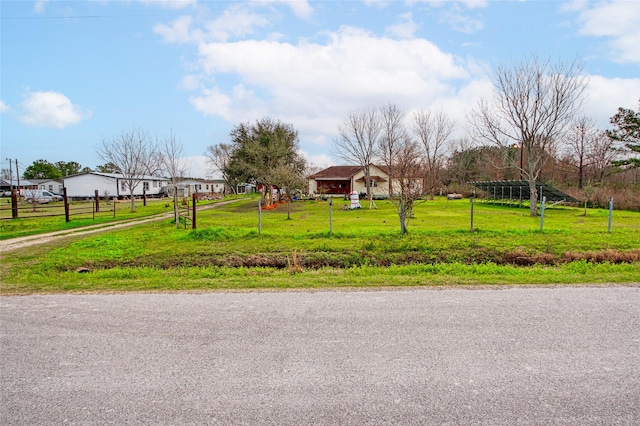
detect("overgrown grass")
(1, 196), (639, 294)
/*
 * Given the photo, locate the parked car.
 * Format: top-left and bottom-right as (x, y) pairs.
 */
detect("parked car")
(20, 189), (64, 203)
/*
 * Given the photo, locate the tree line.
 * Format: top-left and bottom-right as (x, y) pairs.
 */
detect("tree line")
(5, 56), (638, 229)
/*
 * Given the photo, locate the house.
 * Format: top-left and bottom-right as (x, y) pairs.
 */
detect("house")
(308, 165), (389, 197)
(63, 172), (168, 199)
(177, 179), (230, 197)
(1, 178), (40, 196)
(28, 179), (64, 195)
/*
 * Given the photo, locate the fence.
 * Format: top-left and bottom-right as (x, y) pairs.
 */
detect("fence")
(1, 189), (115, 222)
(177, 193), (198, 229)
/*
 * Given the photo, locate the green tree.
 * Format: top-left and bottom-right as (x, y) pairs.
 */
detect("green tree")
(22, 159), (61, 180)
(95, 162), (121, 173)
(608, 102), (640, 169)
(226, 118), (306, 207)
(54, 161), (82, 177)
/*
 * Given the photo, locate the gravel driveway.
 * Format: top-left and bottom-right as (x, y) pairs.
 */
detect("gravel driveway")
(1, 286), (639, 425)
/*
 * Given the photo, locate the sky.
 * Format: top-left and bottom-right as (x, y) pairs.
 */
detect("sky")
(1, 0), (639, 179)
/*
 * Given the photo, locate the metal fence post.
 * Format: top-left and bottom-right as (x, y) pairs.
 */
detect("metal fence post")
(608, 196), (613, 233)
(258, 199), (262, 235)
(470, 196), (474, 232)
(540, 196), (546, 231)
(329, 197), (333, 237)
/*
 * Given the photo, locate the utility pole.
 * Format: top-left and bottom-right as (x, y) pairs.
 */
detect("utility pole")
(15, 159), (20, 190)
(5, 158), (13, 191)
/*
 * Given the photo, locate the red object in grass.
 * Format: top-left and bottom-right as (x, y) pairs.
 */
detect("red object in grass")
(260, 200), (286, 210)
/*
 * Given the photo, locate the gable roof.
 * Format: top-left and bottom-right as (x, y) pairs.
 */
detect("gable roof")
(63, 171), (167, 181)
(309, 166), (365, 180)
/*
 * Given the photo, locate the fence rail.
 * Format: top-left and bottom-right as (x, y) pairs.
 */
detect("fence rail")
(0, 189), (116, 222)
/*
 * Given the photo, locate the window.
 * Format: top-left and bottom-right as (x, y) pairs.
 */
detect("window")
(153, 180), (158, 188)
(143, 182), (150, 191)
(368, 179), (377, 188)
(121, 181), (126, 191)
(40, 185), (45, 189)
(48, 185), (53, 191)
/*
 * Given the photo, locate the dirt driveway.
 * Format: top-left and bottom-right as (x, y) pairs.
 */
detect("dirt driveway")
(0, 199), (242, 254)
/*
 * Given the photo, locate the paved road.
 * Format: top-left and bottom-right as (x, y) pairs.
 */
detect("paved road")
(1, 287), (639, 425)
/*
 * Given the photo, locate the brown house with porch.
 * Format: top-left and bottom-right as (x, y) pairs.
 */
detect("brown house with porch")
(307, 165), (389, 196)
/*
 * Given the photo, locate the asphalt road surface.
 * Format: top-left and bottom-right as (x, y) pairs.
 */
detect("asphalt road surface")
(1, 287), (639, 425)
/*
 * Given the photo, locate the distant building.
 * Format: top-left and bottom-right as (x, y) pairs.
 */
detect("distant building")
(308, 165), (389, 196)
(63, 172), (168, 199)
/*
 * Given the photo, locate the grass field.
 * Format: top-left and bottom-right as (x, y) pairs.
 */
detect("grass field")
(1, 195), (639, 294)
(0, 197), (221, 240)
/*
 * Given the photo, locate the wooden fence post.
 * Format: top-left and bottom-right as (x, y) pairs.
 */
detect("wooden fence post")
(64, 188), (70, 222)
(95, 190), (100, 213)
(192, 193), (197, 229)
(11, 190), (18, 218)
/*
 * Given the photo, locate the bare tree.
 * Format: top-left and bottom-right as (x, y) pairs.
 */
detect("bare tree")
(412, 109), (455, 196)
(389, 135), (424, 234)
(205, 143), (237, 194)
(377, 103), (407, 197)
(590, 131), (617, 183)
(333, 108), (381, 208)
(161, 130), (189, 228)
(446, 138), (482, 185)
(271, 163), (308, 220)
(469, 56), (586, 216)
(96, 128), (162, 212)
(562, 117), (599, 189)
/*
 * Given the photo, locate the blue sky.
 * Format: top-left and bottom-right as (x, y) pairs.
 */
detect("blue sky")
(1, 0), (639, 178)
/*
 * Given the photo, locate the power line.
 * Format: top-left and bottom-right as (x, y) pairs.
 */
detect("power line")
(0, 13), (178, 20)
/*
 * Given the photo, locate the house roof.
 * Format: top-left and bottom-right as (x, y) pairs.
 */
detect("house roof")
(468, 180), (579, 203)
(63, 171), (167, 181)
(309, 166), (364, 180)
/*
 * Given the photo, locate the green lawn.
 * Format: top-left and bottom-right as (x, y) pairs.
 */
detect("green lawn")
(1, 196), (639, 294)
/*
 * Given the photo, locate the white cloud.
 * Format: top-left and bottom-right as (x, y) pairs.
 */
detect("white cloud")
(386, 12), (419, 39)
(439, 7), (484, 34)
(572, 0), (640, 63)
(154, 16), (195, 44)
(33, 0), (50, 13)
(583, 75), (640, 129)
(0, 100), (9, 113)
(269, 0), (313, 19)
(137, 0), (197, 9)
(19, 91), (90, 128)
(155, 5), (269, 43)
(185, 26), (478, 153)
(301, 152), (335, 169)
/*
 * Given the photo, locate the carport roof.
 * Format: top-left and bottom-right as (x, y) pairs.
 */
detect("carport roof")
(469, 180), (579, 203)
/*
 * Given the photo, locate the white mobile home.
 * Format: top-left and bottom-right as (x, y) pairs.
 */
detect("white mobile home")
(63, 172), (168, 199)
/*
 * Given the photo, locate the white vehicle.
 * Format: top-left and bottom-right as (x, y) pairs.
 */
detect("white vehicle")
(20, 189), (64, 203)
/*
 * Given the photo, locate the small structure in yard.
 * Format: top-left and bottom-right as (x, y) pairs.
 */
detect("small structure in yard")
(469, 180), (579, 204)
(349, 191), (361, 209)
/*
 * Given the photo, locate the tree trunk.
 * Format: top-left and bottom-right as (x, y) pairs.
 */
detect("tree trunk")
(173, 188), (179, 229)
(399, 201), (408, 234)
(529, 180), (538, 217)
(130, 195), (135, 213)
